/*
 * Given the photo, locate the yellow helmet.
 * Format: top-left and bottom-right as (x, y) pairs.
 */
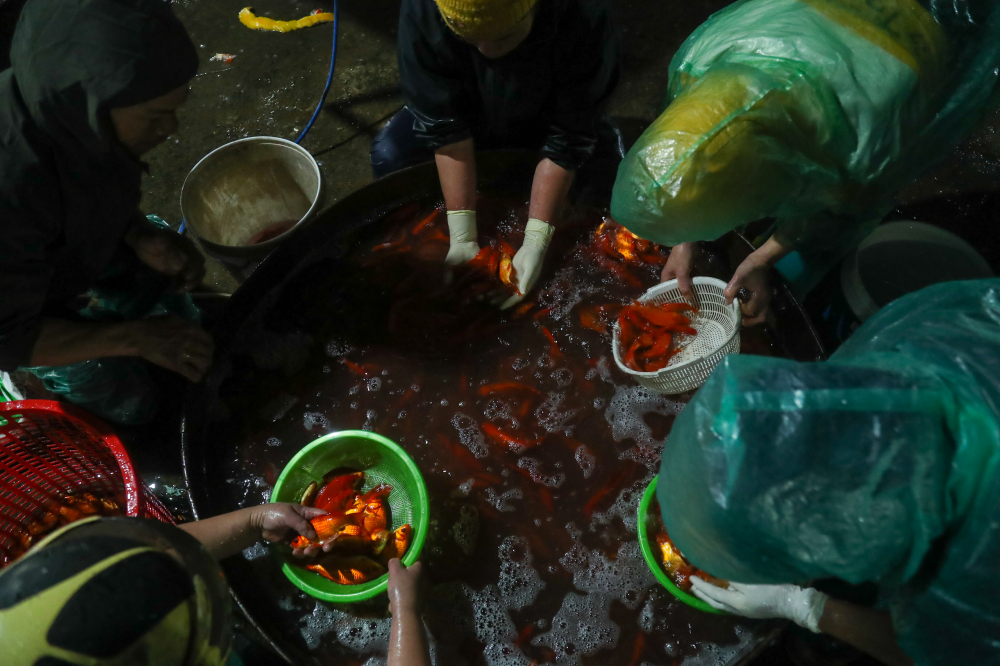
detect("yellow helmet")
(434, 0), (537, 42)
(0, 517), (232, 666)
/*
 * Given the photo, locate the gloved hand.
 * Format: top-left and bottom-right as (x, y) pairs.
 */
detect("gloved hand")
(690, 578), (829, 633)
(499, 218), (555, 309)
(444, 210), (480, 279)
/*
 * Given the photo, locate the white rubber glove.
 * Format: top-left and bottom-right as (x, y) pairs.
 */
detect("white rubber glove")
(499, 218), (555, 309)
(689, 578), (829, 633)
(444, 210), (480, 273)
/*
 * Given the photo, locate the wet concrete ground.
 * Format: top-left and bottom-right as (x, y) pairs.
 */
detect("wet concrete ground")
(133, 0), (760, 291)
(133, 0), (1000, 295)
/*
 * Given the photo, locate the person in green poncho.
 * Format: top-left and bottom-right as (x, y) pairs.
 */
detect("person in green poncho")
(656, 278), (1000, 665)
(611, 0), (1000, 326)
(0, 0), (213, 424)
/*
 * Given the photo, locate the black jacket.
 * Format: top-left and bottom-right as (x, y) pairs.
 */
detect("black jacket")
(397, 0), (620, 171)
(0, 0), (197, 370)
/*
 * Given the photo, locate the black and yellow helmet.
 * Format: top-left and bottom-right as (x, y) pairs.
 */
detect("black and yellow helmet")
(0, 517), (232, 666)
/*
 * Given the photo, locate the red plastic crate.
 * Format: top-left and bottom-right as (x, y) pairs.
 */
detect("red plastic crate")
(0, 400), (174, 567)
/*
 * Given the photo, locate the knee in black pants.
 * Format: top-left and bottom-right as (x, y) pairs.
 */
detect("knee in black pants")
(370, 107), (437, 179)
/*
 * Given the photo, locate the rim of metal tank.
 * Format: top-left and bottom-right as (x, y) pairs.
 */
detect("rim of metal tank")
(179, 151), (824, 663)
(178, 135), (322, 254)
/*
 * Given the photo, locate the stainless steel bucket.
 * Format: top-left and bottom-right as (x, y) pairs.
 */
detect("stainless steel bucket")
(180, 136), (322, 269)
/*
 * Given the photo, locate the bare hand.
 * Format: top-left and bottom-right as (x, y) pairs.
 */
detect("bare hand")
(250, 503), (326, 544)
(129, 314), (214, 382)
(661, 242), (699, 305)
(724, 255), (772, 326)
(125, 221), (206, 292)
(387, 559), (423, 614)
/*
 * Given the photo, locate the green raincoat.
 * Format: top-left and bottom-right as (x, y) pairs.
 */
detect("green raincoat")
(658, 278), (1000, 665)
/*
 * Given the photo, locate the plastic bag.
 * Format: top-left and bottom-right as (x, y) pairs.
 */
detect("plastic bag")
(23, 215), (200, 425)
(611, 0), (1000, 294)
(0, 371), (23, 402)
(657, 278), (1000, 665)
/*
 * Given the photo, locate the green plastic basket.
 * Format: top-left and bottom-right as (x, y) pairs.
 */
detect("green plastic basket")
(637, 475), (726, 614)
(270, 430), (428, 603)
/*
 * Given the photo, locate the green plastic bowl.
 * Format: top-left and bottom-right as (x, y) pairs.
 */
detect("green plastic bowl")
(637, 475), (726, 614)
(270, 430), (428, 603)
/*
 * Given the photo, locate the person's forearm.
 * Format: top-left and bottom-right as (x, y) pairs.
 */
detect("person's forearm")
(29, 318), (140, 367)
(750, 235), (792, 268)
(528, 158), (574, 227)
(435, 139), (477, 211)
(387, 604), (431, 666)
(178, 507), (260, 560)
(818, 599), (912, 666)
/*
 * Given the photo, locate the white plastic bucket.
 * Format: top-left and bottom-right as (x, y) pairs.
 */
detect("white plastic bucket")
(840, 221), (992, 321)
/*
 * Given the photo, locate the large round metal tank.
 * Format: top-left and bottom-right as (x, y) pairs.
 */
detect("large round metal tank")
(182, 151), (824, 665)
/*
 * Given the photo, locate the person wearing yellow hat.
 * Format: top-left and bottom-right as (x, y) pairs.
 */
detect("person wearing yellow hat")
(370, 0), (621, 307)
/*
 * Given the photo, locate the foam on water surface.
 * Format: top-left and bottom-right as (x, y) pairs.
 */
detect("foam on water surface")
(531, 591), (621, 666)
(201, 197), (787, 664)
(300, 602), (391, 653)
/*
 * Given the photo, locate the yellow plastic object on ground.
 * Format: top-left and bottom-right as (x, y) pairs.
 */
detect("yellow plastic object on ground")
(239, 7), (334, 32)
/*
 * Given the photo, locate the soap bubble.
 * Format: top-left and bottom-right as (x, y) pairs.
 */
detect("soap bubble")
(451, 504), (479, 555)
(550, 368), (573, 387)
(535, 392), (579, 436)
(574, 445), (595, 479)
(604, 385), (682, 450)
(325, 339), (354, 357)
(484, 487), (523, 512)
(531, 591), (620, 665)
(303, 412), (329, 431)
(300, 601), (390, 653)
(451, 412), (488, 458)
(497, 536), (545, 610)
(516, 457), (566, 488)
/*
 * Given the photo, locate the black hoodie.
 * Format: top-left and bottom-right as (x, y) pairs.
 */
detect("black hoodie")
(397, 0), (620, 171)
(0, 0), (198, 370)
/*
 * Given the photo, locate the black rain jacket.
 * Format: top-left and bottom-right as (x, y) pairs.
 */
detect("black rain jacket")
(0, 0), (197, 370)
(397, 0), (620, 171)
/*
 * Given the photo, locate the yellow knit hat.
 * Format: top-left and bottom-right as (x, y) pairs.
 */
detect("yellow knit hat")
(435, 0), (538, 42)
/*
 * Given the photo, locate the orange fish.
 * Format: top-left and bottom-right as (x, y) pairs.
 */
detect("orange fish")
(361, 497), (388, 534)
(377, 524), (412, 563)
(314, 472), (365, 512)
(655, 528), (728, 591)
(306, 555), (386, 585)
(345, 484), (392, 514)
(289, 512), (353, 549)
(369, 529), (391, 554)
(324, 524), (371, 555)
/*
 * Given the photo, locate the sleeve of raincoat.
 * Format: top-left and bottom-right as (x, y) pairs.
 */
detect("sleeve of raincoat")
(541, 0), (620, 171)
(0, 206), (56, 372)
(397, 0), (475, 150)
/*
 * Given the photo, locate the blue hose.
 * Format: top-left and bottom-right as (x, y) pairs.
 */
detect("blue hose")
(295, 0), (339, 145)
(179, 2), (338, 235)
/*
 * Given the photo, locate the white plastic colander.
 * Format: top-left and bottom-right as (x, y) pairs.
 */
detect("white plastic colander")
(613, 277), (740, 394)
